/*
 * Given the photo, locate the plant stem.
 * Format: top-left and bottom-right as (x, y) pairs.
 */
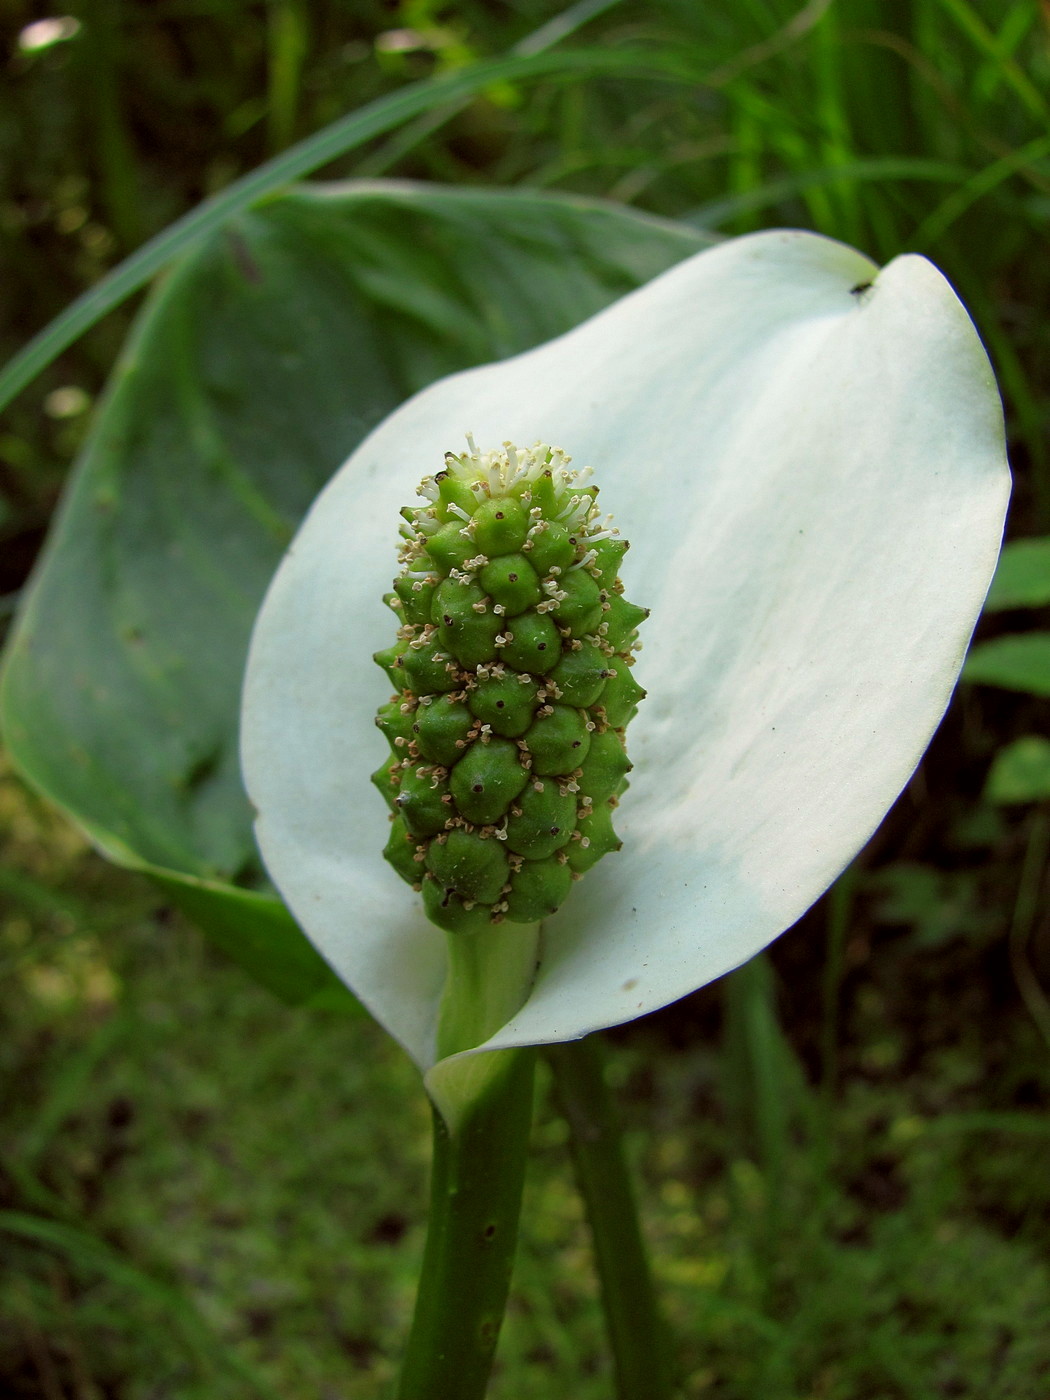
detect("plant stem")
(399, 922), (541, 1399)
(397, 1049), (536, 1400)
(546, 1035), (673, 1400)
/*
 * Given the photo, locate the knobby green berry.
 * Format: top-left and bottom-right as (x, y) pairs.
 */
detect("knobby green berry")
(373, 438), (647, 935)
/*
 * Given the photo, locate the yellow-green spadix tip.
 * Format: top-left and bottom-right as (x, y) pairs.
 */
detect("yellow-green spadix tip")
(373, 438), (648, 935)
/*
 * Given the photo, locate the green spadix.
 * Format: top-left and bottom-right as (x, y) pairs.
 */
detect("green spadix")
(373, 439), (644, 937)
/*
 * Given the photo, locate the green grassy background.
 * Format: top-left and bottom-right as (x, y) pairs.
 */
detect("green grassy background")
(2, 1), (1049, 1395)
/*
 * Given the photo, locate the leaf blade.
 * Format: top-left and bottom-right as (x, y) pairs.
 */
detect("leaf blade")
(984, 536), (1050, 610)
(2, 182), (709, 1001)
(963, 632), (1050, 696)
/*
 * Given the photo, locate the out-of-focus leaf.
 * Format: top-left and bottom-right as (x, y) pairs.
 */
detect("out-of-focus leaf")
(984, 537), (1050, 610)
(963, 632), (1050, 697)
(866, 862), (992, 949)
(1, 180), (707, 1004)
(985, 736), (1050, 805)
(147, 866), (363, 1013)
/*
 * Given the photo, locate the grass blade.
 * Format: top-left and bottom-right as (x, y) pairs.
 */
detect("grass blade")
(0, 1210), (283, 1396)
(910, 133), (1050, 249)
(0, 44), (669, 417)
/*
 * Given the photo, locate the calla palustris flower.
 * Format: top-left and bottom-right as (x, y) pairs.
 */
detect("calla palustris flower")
(241, 230), (1009, 1094)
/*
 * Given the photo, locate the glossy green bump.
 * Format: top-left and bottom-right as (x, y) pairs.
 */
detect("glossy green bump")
(393, 573), (435, 625)
(601, 657), (646, 728)
(426, 829), (510, 904)
(422, 878), (495, 936)
(449, 737), (529, 826)
(589, 537), (628, 589)
(504, 854), (574, 922)
(413, 694), (475, 767)
(373, 641), (407, 688)
(498, 612), (560, 674)
(524, 704), (592, 776)
(566, 800), (622, 873)
(426, 520), (476, 571)
(601, 593), (650, 651)
(469, 671), (538, 738)
(432, 576), (485, 627)
(375, 697), (415, 751)
(374, 438), (647, 930)
(384, 814), (422, 886)
(433, 578), (503, 668)
(550, 568), (604, 636)
(400, 640), (461, 695)
(472, 496), (530, 555)
(548, 641), (611, 708)
(429, 472), (476, 518)
(395, 766), (453, 839)
(524, 520), (575, 573)
(480, 553), (542, 615)
(371, 759), (400, 813)
(505, 778), (578, 860)
(577, 728), (632, 803)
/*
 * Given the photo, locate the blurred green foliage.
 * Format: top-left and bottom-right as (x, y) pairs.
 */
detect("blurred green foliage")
(2, 0), (1049, 1395)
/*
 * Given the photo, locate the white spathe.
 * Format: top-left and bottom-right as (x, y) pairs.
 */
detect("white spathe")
(241, 229), (1010, 1073)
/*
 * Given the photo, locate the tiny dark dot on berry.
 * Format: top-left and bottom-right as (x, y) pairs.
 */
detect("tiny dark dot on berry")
(496, 701), (505, 709)
(508, 573), (518, 582)
(472, 783), (483, 793)
(550, 826), (560, 835)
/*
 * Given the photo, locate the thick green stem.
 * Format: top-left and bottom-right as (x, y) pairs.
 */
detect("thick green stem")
(398, 1049), (536, 1400)
(434, 923), (540, 1066)
(398, 922), (541, 1400)
(546, 1035), (674, 1400)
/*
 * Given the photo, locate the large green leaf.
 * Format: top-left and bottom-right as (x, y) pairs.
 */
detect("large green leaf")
(2, 181), (706, 1004)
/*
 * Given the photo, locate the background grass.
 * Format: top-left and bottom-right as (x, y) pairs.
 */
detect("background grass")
(2, 1), (1049, 1395)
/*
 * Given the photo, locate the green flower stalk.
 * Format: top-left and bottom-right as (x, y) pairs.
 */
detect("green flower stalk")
(372, 438), (645, 936)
